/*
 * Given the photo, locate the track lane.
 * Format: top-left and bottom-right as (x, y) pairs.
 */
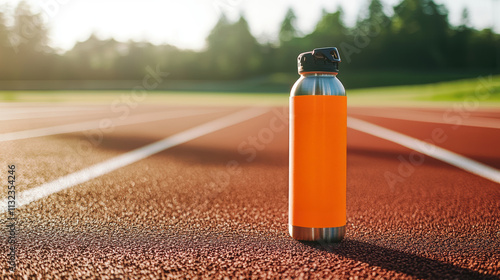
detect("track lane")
(0, 108), (224, 142)
(0, 108), (241, 198)
(0, 107), (269, 213)
(0, 105), (231, 133)
(0, 105), (498, 279)
(349, 107), (500, 129)
(348, 116), (500, 184)
(349, 113), (500, 169)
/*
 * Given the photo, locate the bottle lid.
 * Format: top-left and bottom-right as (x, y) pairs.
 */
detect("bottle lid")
(297, 47), (341, 74)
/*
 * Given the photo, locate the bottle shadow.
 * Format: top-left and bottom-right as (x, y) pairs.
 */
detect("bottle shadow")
(301, 239), (497, 279)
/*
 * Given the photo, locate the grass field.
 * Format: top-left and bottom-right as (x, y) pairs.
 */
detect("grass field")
(1, 75), (499, 107)
(347, 74), (500, 106)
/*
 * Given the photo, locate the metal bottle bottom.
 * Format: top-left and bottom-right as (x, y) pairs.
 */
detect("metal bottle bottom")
(289, 224), (345, 242)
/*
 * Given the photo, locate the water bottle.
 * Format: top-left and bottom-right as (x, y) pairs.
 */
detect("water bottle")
(289, 47), (346, 242)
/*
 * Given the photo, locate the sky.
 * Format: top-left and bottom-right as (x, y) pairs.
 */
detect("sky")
(0, 0), (498, 52)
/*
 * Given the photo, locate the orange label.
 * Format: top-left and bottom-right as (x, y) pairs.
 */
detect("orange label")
(289, 95), (346, 228)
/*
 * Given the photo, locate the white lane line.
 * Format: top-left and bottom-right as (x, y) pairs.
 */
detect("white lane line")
(349, 110), (500, 130)
(0, 107), (268, 213)
(347, 116), (500, 184)
(0, 109), (222, 142)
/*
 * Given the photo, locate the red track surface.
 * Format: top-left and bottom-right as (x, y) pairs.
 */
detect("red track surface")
(0, 104), (499, 279)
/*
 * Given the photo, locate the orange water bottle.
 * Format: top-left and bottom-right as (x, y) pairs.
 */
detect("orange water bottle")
(289, 47), (346, 242)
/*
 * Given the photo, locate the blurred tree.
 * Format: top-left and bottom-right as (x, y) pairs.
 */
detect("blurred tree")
(67, 34), (133, 79)
(0, 10), (12, 79)
(469, 28), (499, 69)
(390, 0), (450, 68)
(307, 7), (348, 59)
(458, 8), (470, 30)
(205, 14), (261, 79)
(303, 7), (351, 71)
(11, 1), (49, 53)
(279, 8), (298, 44)
(348, 0), (391, 68)
(313, 7), (347, 38)
(448, 8), (473, 68)
(273, 7), (304, 73)
(1, 0), (499, 85)
(369, 0), (390, 26)
(357, 0), (390, 30)
(9, 1), (52, 79)
(0, 11), (8, 47)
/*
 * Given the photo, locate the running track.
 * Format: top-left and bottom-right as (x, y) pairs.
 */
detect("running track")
(0, 102), (499, 279)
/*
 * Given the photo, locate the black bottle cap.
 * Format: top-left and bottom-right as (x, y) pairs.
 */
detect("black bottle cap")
(297, 47), (341, 74)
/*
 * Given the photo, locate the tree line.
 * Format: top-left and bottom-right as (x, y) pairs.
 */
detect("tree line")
(0, 0), (499, 82)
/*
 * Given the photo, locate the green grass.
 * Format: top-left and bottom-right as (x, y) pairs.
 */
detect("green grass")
(1, 75), (499, 107)
(347, 74), (500, 107)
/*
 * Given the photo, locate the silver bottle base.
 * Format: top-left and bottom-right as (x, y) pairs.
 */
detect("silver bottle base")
(289, 224), (345, 242)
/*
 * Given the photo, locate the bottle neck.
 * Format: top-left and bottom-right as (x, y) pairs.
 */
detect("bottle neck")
(300, 71), (338, 77)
